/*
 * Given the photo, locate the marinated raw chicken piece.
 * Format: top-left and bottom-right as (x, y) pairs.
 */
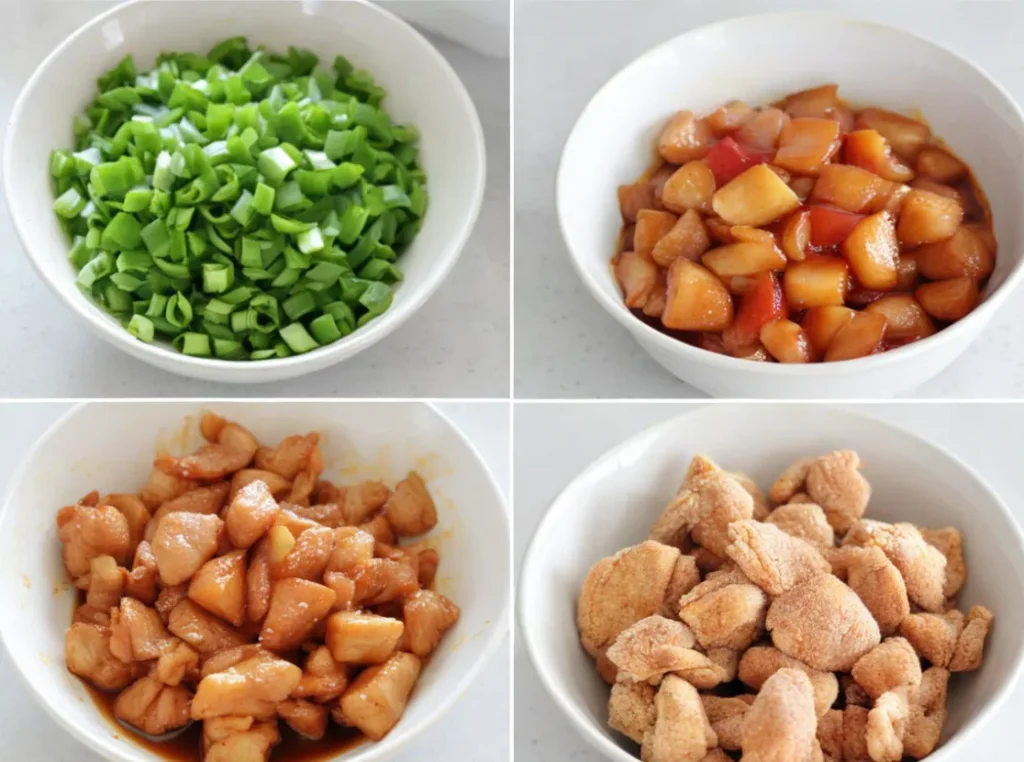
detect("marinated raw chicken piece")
(384, 472), (437, 536)
(844, 705), (872, 762)
(865, 687), (910, 762)
(224, 481), (281, 550)
(278, 699), (329, 740)
(155, 639), (199, 686)
(729, 471), (770, 520)
(326, 611), (404, 664)
(192, 651), (302, 719)
(101, 493), (151, 557)
(724, 520), (830, 596)
(700, 695), (752, 751)
(659, 555), (701, 618)
(577, 540), (680, 657)
(230, 469), (292, 501)
(168, 600), (246, 654)
(609, 679), (656, 744)
(818, 709), (845, 760)
(899, 610), (964, 668)
(920, 526), (966, 599)
(342, 481), (392, 526)
(903, 667), (949, 758)
(271, 525), (335, 581)
(285, 448), (322, 506)
(272, 509), (321, 538)
(740, 669), (817, 762)
(840, 546), (911, 636)
(151, 512), (224, 586)
(766, 574), (881, 671)
(188, 550), (247, 627)
(323, 572), (356, 611)
(769, 457), (814, 506)
(843, 520), (947, 612)
(805, 451), (871, 533)
(359, 514), (396, 545)
(85, 555), (125, 612)
(738, 646), (839, 718)
(402, 590), (460, 657)
(204, 719), (280, 762)
(327, 527), (376, 575)
(851, 638), (922, 699)
(641, 675), (717, 762)
(764, 503), (835, 551)
(352, 558), (419, 606)
(292, 645), (349, 703)
(290, 502), (344, 528)
(114, 676), (193, 735)
(156, 419), (258, 480)
(259, 578), (336, 652)
(65, 622), (135, 691)
(247, 538), (273, 624)
(678, 569), (767, 650)
(948, 605), (993, 672)
(138, 466), (199, 511)
(650, 456), (754, 556)
(254, 433), (319, 480)
(338, 651), (422, 740)
(605, 615), (697, 682)
(57, 503), (131, 578)
(111, 597), (174, 661)
(149, 483), (231, 534)
(125, 541), (159, 604)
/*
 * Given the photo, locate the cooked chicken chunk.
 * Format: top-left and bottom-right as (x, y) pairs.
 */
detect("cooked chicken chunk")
(729, 471), (770, 520)
(805, 451), (871, 533)
(342, 481), (392, 525)
(948, 605), (993, 672)
(769, 457), (814, 505)
(903, 667), (949, 759)
(138, 466), (199, 511)
(57, 503), (131, 578)
(608, 680), (656, 744)
(110, 597), (174, 662)
(155, 584), (189, 624)
(156, 420), (258, 480)
(230, 469), (292, 502)
(85, 555), (125, 612)
(605, 615), (697, 682)
(326, 611), (404, 665)
(818, 708), (845, 761)
(738, 646), (839, 718)
(155, 639), (200, 687)
(224, 481), (281, 550)
(359, 514), (396, 545)
(402, 590), (460, 657)
(192, 651), (302, 720)
(899, 610), (964, 668)
(151, 512), (224, 586)
(101, 493), (151, 557)
(866, 687), (910, 762)
(764, 502), (835, 551)
(724, 519), (830, 596)
(187, 550), (247, 627)
(920, 526), (966, 599)
(290, 502), (345, 528)
(352, 558), (419, 606)
(114, 676), (193, 736)
(292, 645), (349, 703)
(259, 578), (336, 652)
(700, 695), (752, 751)
(851, 638), (922, 700)
(326, 527), (376, 575)
(254, 434), (319, 481)
(840, 546), (911, 636)
(338, 652), (422, 740)
(167, 600), (246, 654)
(843, 705), (872, 762)
(65, 622), (135, 691)
(741, 669), (817, 762)
(641, 675), (717, 762)
(843, 520), (947, 612)
(322, 572), (356, 612)
(278, 699), (328, 740)
(384, 472), (437, 536)
(678, 569), (768, 650)
(659, 554), (701, 618)
(247, 538), (273, 624)
(204, 719), (280, 762)
(125, 541), (159, 605)
(271, 525), (335, 581)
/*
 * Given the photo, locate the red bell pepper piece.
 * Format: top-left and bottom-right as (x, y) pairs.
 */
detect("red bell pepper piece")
(704, 137), (765, 186)
(809, 204), (865, 247)
(723, 270), (786, 352)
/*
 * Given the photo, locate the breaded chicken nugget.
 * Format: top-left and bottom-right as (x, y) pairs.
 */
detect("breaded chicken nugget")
(740, 668), (817, 762)
(606, 615), (697, 683)
(850, 638), (922, 699)
(866, 687), (911, 762)
(903, 667), (949, 759)
(738, 645), (839, 718)
(765, 502), (835, 551)
(841, 546), (911, 636)
(948, 605), (993, 672)
(899, 610), (964, 668)
(609, 680), (656, 744)
(641, 675), (717, 762)
(725, 520), (830, 596)
(920, 526), (966, 599)
(679, 568), (768, 650)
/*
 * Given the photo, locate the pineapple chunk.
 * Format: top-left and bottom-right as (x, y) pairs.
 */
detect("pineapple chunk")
(781, 210), (810, 262)
(662, 258), (734, 331)
(865, 295), (936, 341)
(760, 319), (816, 363)
(854, 108), (931, 159)
(734, 108), (789, 154)
(784, 259), (850, 309)
(911, 177), (966, 206)
(915, 226), (994, 280)
(841, 212), (899, 290)
(634, 209), (677, 258)
(773, 118), (841, 176)
(338, 652), (422, 741)
(661, 160), (716, 213)
(897, 190), (963, 247)
(188, 549), (247, 627)
(615, 251), (658, 309)
(658, 110), (714, 164)
(266, 525), (295, 565)
(326, 611), (404, 665)
(702, 242), (787, 278)
(801, 306), (857, 355)
(916, 278), (979, 321)
(260, 578), (336, 652)
(617, 182), (660, 223)
(651, 209), (710, 267)
(915, 148), (967, 184)
(811, 164), (900, 214)
(712, 165), (800, 227)
(825, 312), (887, 361)
(844, 129), (915, 182)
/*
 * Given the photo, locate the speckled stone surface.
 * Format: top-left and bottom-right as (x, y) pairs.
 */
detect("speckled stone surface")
(514, 0), (1024, 399)
(0, 1), (509, 398)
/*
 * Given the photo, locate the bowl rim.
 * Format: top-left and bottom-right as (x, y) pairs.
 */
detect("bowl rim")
(2, 0), (487, 382)
(0, 400), (511, 762)
(556, 9), (1024, 377)
(518, 402), (1024, 762)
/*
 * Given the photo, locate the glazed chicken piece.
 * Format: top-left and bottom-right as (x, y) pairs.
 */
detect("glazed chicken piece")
(283, 443), (323, 506)
(764, 502), (835, 551)
(326, 527), (376, 575)
(352, 558), (420, 606)
(843, 520), (947, 612)
(605, 615), (697, 682)
(338, 651), (422, 740)
(156, 416), (259, 480)
(677, 568), (768, 650)
(155, 639), (200, 687)
(724, 520), (830, 596)
(384, 472), (438, 536)
(138, 466), (199, 511)
(100, 493), (151, 558)
(292, 645), (349, 703)
(342, 481), (393, 525)
(114, 675), (193, 736)
(766, 574), (881, 672)
(259, 578), (337, 652)
(167, 600), (246, 654)
(278, 699), (329, 740)
(125, 541), (159, 605)
(948, 605), (993, 672)
(151, 512), (224, 586)
(325, 611), (404, 664)
(920, 526), (967, 599)
(741, 669), (817, 762)
(224, 480), (281, 550)
(247, 537), (273, 624)
(110, 597), (174, 662)
(192, 651), (302, 720)
(203, 718), (281, 762)
(402, 590), (460, 657)
(271, 525), (335, 581)
(840, 546), (911, 636)
(254, 433), (319, 481)
(188, 550), (247, 627)
(323, 572), (356, 611)
(65, 622), (135, 691)
(577, 540), (680, 658)
(649, 455), (754, 556)
(57, 503), (131, 578)
(850, 638), (922, 699)
(903, 667), (949, 759)
(85, 555), (125, 612)
(700, 695), (752, 751)
(640, 675), (717, 762)
(738, 646), (839, 718)
(608, 680), (656, 744)
(200, 644), (267, 678)
(155, 584), (189, 624)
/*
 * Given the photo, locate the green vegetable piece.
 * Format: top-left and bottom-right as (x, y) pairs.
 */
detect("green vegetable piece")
(257, 146), (298, 186)
(53, 187), (86, 218)
(253, 182), (275, 215)
(173, 332), (212, 356)
(101, 212), (143, 251)
(128, 314), (155, 343)
(309, 313), (342, 344)
(278, 322), (320, 353)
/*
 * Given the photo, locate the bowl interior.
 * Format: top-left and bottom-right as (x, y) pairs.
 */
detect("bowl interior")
(558, 13), (1024, 356)
(520, 404), (1024, 761)
(4, 0), (483, 374)
(0, 401), (509, 762)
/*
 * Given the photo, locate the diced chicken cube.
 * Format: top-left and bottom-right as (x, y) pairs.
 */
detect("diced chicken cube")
(384, 472), (438, 537)
(149, 483), (231, 539)
(168, 600), (247, 654)
(101, 493), (150, 558)
(65, 622), (135, 691)
(156, 420), (258, 480)
(229, 469), (292, 502)
(271, 525), (335, 581)
(338, 652), (422, 741)
(327, 527), (376, 575)
(402, 590), (461, 657)
(774, 117), (841, 176)
(57, 503), (131, 578)
(289, 502), (344, 528)
(854, 108), (931, 159)
(897, 190), (963, 247)
(661, 160), (717, 214)
(915, 226), (994, 281)
(652, 208), (711, 267)
(278, 699), (329, 740)
(293, 645), (349, 703)
(342, 481), (392, 525)
(844, 129), (915, 182)
(125, 541), (159, 605)
(155, 584), (189, 624)
(811, 164), (902, 214)
(204, 719), (280, 762)
(702, 242), (787, 278)
(706, 99), (755, 134)
(842, 211), (899, 290)
(824, 311), (887, 362)
(734, 108), (788, 154)
(618, 181), (659, 223)
(259, 578), (336, 652)
(634, 209), (678, 258)
(138, 466), (199, 511)
(155, 639), (200, 687)
(254, 433), (319, 480)
(784, 258), (849, 310)
(224, 481), (281, 550)
(85, 555), (125, 612)
(113, 597), (174, 661)
(188, 549), (247, 627)
(662, 258), (734, 331)
(359, 514), (396, 545)
(864, 295), (935, 342)
(114, 676), (193, 736)
(916, 277), (979, 321)
(352, 558), (420, 606)
(323, 572), (356, 612)
(326, 611), (404, 665)
(760, 319), (815, 363)
(192, 652), (302, 720)
(915, 148), (967, 184)
(152, 512), (224, 586)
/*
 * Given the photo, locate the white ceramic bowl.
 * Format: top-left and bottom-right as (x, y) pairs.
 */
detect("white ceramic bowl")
(557, 12), (1024, 398)
(3, 0), (485, 383)
(519, 404), (1024, 761)
(0, 401), (510, 761)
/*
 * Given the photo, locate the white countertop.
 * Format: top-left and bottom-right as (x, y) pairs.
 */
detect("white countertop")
(0, 401), (510, 761)
(514, 0), (1024, 399)
(513, 401), (1024, 760)
(0, 1), (509, 398)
